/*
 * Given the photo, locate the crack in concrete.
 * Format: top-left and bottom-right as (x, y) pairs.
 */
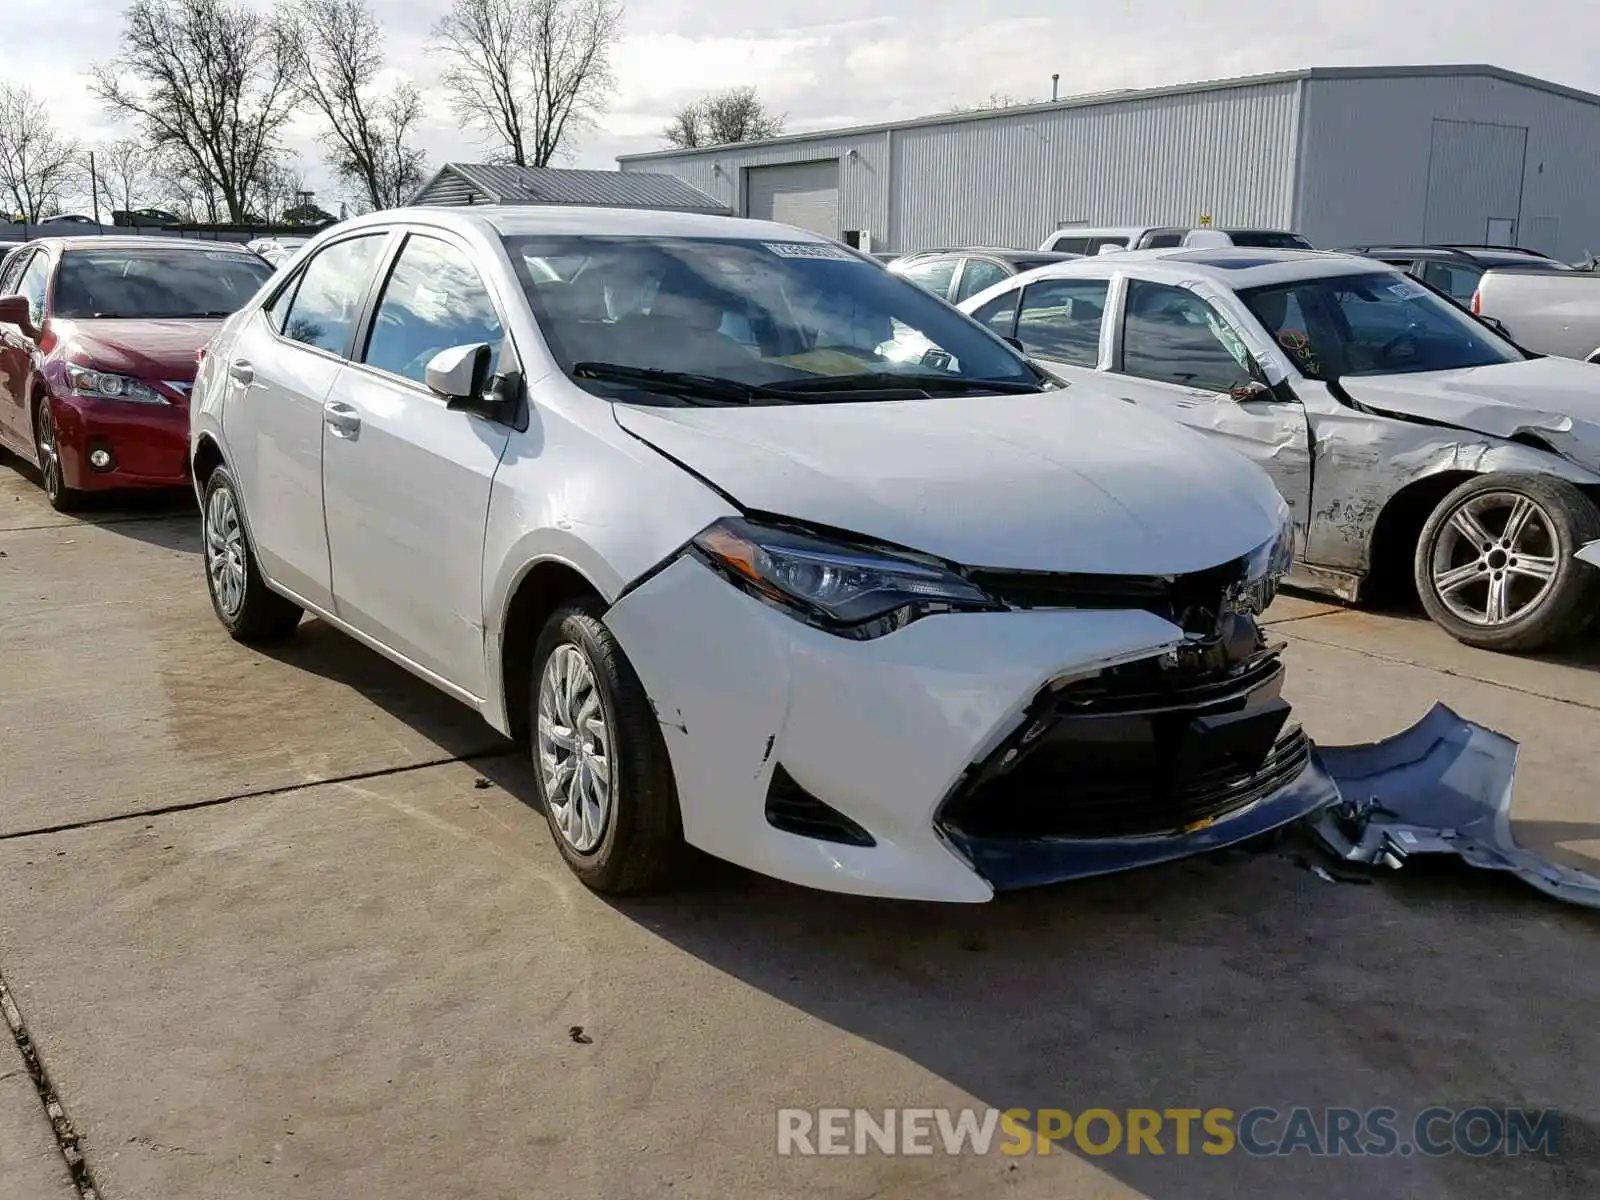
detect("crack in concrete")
(0, 971), (101, 1199)
(1280, 626), (1600, 715)
(0, 747), (517, 844)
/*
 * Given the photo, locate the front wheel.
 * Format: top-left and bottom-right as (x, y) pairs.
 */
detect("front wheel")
(34, 396), (82, 512)
(1414, 473), (1600, 652)
(530, 602), (686, 893)
(201, 466), (302, 643)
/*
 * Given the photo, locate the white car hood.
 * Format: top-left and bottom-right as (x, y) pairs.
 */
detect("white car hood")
(613, 390), (1285, 574)
(1337, 357), (1600, 470)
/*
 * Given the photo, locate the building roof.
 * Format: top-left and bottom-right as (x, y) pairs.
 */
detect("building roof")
(619, 64), (1600, 162)
(411, 163), (728, 213)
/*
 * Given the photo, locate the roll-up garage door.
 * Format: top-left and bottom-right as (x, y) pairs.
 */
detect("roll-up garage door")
(744, 161), (840, 237)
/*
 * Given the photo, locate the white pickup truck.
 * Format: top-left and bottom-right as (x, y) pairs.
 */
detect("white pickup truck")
(1472, 267), (1600, 362)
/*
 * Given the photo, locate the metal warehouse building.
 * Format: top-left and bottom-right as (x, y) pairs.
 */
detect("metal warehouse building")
(618, 65), (1600, 260)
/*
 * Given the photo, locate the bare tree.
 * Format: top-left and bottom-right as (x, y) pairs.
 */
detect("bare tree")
(249, 154), (308, 223)
(431, 0), (622, 168)
(663, 86), (784, 149)
(95, 137), (154, 214)
(285, 0), (427, 210)
(0, 85), (81, 221)
(948, 91), (1035, 113)
(94, 0), (301, 222)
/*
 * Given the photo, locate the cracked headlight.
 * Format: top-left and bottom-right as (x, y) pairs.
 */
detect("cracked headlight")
(1230, 507), (1296, 615)
(65, 363), (168, 405)
(692, 517), (998, 637)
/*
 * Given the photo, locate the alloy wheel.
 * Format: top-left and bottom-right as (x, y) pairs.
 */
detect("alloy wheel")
(34, 400), (61, 500)
(1430, 490), (1559, 627)
(537, 643), (614, 853)
(204, 485), (248, 618)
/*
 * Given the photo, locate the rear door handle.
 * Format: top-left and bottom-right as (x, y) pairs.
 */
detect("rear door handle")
(324, 400), (361, 439)
(227, 359), (254, 385)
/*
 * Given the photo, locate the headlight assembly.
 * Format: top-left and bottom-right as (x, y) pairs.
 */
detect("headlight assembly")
(691, 517), (998, 637)
(65, 363), (168, 405)
(1230, 507), (1296, 615)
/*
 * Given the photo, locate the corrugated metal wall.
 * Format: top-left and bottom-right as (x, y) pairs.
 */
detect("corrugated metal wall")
(625, 82), (1300, 252)
(1296, 76), (1600, 258)
(889, 83), (1300, 250)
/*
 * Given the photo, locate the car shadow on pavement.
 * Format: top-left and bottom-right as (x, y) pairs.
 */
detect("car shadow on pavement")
(599, 840), (1600, 1200)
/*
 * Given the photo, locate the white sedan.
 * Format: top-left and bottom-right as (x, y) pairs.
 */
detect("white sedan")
(189, 205), (1329, 902)
(961, 248), (1600, 653)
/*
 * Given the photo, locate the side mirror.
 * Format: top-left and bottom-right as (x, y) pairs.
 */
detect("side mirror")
(426, 343), (493, 407)
(1230, 380), (1272, 403)
(0, 294), (39, 340)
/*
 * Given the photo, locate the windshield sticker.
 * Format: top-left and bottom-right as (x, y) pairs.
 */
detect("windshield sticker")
(1388, 279), (1428, 300)
(763, 241), (855, 261)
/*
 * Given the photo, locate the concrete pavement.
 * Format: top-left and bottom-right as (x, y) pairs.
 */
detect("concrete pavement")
(2, 459), (1598, 1199)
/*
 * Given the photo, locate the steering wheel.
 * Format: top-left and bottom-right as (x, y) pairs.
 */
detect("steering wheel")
(1378, 331), (1419, 361)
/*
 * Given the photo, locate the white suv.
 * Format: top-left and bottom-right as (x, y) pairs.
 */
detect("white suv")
(188, 206), (1320, 902)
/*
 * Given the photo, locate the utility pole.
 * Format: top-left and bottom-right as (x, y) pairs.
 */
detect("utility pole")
(89, 151), (102, 226)
(1052, 74), (1060, 102)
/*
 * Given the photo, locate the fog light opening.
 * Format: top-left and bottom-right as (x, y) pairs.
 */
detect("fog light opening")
(88, 446), (115, 472)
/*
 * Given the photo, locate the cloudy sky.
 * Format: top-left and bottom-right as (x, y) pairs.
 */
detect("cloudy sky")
(10, 0), (1595, 208)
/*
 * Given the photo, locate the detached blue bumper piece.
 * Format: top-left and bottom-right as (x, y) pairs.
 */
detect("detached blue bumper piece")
(1311, 703), (1600, 910)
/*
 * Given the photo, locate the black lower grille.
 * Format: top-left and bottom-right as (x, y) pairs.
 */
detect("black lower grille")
(765, 766), (876, 846)
(969, 557), (1252, 636)
(938, 652), (1311, 841)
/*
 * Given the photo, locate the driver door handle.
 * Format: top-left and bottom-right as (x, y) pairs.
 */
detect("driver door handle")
(227, 359), (254, 385)
(324, 400), (361, 440)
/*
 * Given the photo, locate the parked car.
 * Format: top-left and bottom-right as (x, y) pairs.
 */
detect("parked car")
(246, 236), (310, 266)
(39, 214), (96, 225)
(1040, 226), (1314, 254)
(111, 208), (184, 228)
(1468, 265), (1600, 363)
(0, 236), (275, 509)
(185, 205), (1342, 902)
(1341, 244), (1569, 309)
(960, 247), (1600, 652)
(887, 248), (1082, 305)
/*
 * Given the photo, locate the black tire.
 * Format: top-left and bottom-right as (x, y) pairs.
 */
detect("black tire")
(529, 602), (686, 893)
(34, 395), (83, 513)
(1414, 473), (1600, 653)
(200, 466), (302, 643)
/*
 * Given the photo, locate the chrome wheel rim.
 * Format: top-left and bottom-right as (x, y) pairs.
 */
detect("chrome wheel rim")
(204, 486), (247, 618)
(536, 643), (612, 853)
(35, 402), (60, 499)
(1430, 490), (1559, 627)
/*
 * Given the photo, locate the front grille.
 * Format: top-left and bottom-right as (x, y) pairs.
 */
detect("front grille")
(969, 558), (1250, 636)
(765, 766), (876, 846)
(938, 647), (1311, 842)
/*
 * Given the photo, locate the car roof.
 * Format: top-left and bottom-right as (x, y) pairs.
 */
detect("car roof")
(45, 236), (246, 253)
(359, 204), (838, 243)
(900, 247), (1080, 262)
(1001, 246), (1392, 289)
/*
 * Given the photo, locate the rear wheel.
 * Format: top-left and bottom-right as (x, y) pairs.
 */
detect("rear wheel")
(34, 396), (81, 512)
(1414, 473), (1600, 652)
(201, 466), (302, 643)
(530, 602), (686, 893)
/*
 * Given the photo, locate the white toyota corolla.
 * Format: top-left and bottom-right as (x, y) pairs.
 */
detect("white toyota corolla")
(189, 205), (1326, 903)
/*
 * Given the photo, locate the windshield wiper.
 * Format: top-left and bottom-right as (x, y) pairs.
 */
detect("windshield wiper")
(571, 362), (796, 406)
(766, 372), (1042, 397)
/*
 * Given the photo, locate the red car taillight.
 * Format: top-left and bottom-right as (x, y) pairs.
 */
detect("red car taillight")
(1470, 290), (1482, 314)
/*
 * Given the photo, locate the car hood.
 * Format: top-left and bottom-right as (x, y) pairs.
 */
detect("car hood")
(613, 389), (1286, 574)
(51, 317), (222, 385)
(1337, 357), (1600, 470)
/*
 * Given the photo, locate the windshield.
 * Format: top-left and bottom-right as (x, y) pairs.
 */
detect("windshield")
(1238, 271), (1522, 379)
(1228, 232), (1314, 250)
(54, 248), (273, 319)
(503, 234), (1042, 404)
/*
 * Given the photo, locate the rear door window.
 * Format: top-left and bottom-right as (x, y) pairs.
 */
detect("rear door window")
(898, 256), (959, 300)
(972, 291), (1019, 338)
(1049, 236), (1089, 255)
(1419, 261), (1483, 304)
(1015, 278), (1110, 366)
(1085, 237), (1129, 255)
(279, 235), (387, 357)
(952, 258), (1010, 303)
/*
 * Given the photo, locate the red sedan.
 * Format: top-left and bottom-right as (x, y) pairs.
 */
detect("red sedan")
(0, 236), (274, 510)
